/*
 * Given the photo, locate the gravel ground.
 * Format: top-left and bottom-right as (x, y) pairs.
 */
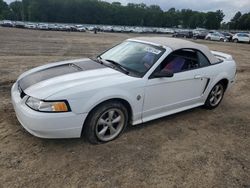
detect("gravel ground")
(0, 27), (249, 188)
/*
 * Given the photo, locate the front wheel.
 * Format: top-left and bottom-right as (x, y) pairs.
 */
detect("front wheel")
(233, 39), (238, 43)
(204, 83), (225, 109)
(83, 101), (128, 144)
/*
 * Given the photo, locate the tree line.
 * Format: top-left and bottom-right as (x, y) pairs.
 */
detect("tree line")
(0, 0), (249, 30)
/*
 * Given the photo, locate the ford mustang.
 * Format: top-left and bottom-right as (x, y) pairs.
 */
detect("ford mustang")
(11, 37), (236, 144)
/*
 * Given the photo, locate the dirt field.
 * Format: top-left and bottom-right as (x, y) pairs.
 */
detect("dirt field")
(0, 27), (249, 188)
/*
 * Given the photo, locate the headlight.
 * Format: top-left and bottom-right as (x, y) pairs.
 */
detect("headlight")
(25, 97), (70, 112)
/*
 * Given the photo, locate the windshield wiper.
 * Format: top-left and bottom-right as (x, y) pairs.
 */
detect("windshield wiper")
(103, 59), (130, 75)
(90, 56), (130, 75)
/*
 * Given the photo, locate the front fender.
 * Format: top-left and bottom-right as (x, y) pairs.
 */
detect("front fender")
(52, 85), (145, 124)
(83, 88), (137, 113)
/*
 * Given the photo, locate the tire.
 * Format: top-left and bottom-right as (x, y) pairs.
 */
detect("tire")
(204, 82), (225, 110)
(207, 37), (211, 40)
(83, 101), (128, 144)
(220, 38), (224, 42)
(233, 39), (238, 43)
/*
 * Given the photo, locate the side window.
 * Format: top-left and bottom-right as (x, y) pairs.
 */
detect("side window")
(197, 51), (210, 67)
(155, 49), (199, 74)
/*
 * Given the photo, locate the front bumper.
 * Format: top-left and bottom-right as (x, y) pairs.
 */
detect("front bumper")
(11, 82), (87, 138)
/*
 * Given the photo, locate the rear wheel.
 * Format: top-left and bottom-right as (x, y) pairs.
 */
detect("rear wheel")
(233, 39), (238, 43)
(204, 83), (225, 109)
(83, 101), (128, 144)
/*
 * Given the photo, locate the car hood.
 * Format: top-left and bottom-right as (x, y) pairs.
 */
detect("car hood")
(18, 58), (130, 99)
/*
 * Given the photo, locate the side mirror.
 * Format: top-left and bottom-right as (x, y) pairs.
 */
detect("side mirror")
(153, 70), (174, 78)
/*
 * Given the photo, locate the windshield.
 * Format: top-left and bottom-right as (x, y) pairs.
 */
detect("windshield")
(99, 41), (165, 77)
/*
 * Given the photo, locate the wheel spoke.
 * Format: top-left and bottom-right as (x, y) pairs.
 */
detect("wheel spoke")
(112, 115), (121, 124)
(210, 96), (215, 103)
(214, 85), (219, 93)
(213, 96), (218, 103)
(109, 124), (116, 135)
(108, 110), (115, 120)
(98, 118), (106, 125)
(216, 90), (222, 95)
(99, 126), (108, 136)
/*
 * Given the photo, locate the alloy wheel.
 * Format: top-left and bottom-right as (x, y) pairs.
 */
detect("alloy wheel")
(95, 108), (125, 141)
(209, 84), (224, 106)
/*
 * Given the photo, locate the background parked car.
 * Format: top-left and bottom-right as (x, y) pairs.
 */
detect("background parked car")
(172, 30), (193, 38)
(205, 33), (227, 42)
(193, 28), (209, 39)
(232, 33), (250, 43)
(25, 23), (37, 29)
(48, 24), (58, 31)
(14, 21), (25, 29)
(0, 20), (14, 27)
(37, 24), (49, 30)
(76, 26), (86, 32)
(221, 32), (233, 42)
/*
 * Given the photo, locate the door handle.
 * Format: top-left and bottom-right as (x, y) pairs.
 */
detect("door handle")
(194, 75), (202, 79)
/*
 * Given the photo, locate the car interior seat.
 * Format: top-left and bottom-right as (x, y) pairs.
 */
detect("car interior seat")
(163, 56), (185, 73)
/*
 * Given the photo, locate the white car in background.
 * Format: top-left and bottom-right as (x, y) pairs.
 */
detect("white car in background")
(75, 25), (86, 32)
(232, 33), (250, 43)
(205, 33), (227, 42)
(76, 27), (86, 32)
(11, 37), (236, 144)
(25, 23), (37, 29)
(37, 24), (49, 30)
(0, 20), (14, 27)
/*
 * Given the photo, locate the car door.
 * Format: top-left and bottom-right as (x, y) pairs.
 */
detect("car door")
(214, 34), (221, 41)
(238, 34), (243, 42)
(211, 34), (216, 40)
(142, 49), (209, 121)
(240, 34), (250, 42)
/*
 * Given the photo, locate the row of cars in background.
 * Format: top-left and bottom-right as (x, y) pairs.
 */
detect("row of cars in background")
(0, 20), (174, 34)
(172, 28), (250, 43)
(1, 20), (249, 43)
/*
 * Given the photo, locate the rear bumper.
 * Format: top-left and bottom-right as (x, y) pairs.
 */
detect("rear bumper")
(11, 82), (87, 138)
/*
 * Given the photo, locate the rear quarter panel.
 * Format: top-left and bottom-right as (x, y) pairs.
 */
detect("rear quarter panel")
(201, 59), (236, 101)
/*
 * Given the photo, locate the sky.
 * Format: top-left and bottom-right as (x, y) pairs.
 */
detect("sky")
(4, 0), (250, 22)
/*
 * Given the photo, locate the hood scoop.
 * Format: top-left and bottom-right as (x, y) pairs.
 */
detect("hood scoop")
(18, 60), (105, 91)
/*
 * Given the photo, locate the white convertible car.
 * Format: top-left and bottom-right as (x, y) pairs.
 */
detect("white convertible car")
(11, 37), (236, 144)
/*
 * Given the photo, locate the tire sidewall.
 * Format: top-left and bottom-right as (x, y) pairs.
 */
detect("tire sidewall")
(233, 39), (238, 43)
